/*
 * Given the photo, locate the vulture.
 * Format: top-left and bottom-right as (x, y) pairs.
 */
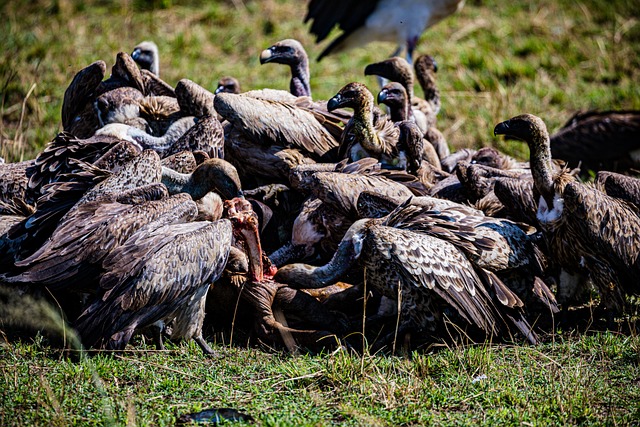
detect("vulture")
(215, 76), (241, 95)
(550, 109), (640, 174)
(0, 160), (35, 209)
(377, 82), (441, 173)
(328, 82), (401, 167)
(260, 39), (312, 97)
(305, 0), (466, 63)
(74, 214), (234, 354)
(365, 56), (431, 130)
(494, 113), (640, 314)
(271, 158), (423, 266)
(214, 92), (341, 185)
(275, 202), (537, 348)
(596, 171), (640, 209)
(131, 41), (160, 76)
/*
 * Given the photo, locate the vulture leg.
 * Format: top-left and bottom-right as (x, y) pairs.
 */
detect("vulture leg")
(147, 322), (165, 351)
(193, 335), (218, 357)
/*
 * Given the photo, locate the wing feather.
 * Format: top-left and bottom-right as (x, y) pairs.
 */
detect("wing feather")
(366, 225), (498, 334)
(214, 93), (338, 159)
(76, 219), (232, 348)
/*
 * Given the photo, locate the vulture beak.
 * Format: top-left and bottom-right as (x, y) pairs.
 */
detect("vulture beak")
(377, 89), (389, 104)
(259, 47), (274, 64)
(131, 48), (142, 61)
(327, 93), (343, 112)
(494, 121), (510, 137)
(214, 85), (225, 95)
(364, 63), (384, 77)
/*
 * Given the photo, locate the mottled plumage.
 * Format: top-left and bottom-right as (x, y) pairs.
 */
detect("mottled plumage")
(215, 92), (338, 158)
(276, 216), (536, 345)
(26, 132), (136, 200)
(9, 150), (163, 260)
(0, 160), (33, 209)
(215, 92), (341, 185)
(7, 193), (196, 293)
(175, 79), (216, 118)
(95, 86), (146, 129)
(596, 171), (640, 209)
(328, 82), (401, 167)
(168, 115), (224, 159)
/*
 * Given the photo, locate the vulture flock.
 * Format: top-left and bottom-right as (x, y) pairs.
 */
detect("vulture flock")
(1, 36), (640, 356)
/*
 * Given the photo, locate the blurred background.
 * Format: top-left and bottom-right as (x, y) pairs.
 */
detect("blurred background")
(1, 0), (639, 163)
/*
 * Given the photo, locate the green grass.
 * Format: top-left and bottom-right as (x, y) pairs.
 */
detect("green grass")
(2, 330), (639, 426)
(1, 0), (639, 162)
(2, 0), (640, 425)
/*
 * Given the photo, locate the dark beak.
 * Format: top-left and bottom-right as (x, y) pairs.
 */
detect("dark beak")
(364, 63), (384, 77)
(494, 121), (510, 137)
(131, 48), (141, 60)
(214, 85), (224, 95)
(327, 94), (343, 112)
(432, 59), (438, 73)
(377, 89), (389, 105)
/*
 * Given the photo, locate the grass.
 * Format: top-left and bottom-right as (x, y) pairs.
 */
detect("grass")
(2, 0), (640, 425)
(2, 328), (639, 426)
(1, 0), (639, 162)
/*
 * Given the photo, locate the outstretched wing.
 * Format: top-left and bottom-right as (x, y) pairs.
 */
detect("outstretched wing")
(305, 0), (379, 43)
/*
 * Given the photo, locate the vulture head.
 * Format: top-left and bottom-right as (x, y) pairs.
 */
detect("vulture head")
(131, 41), (159, 76)
(215, 76), (241, 94)
(327, 82), (373, 113)
(260, 39), (307, 67)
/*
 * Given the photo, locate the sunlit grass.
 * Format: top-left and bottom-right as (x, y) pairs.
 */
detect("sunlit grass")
(1, 0), (639, 161)
(2, 327), (639, 426)
(2, 0), (640, 424)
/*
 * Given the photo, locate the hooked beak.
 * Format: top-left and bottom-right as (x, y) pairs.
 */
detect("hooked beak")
(259, 48), (274, 64)
(131, 48), (141, 60)
(214, 85), (225, 95)
(327, 93), (343, 112)
(377, 89), (389, 104)
(493, 121), (510, 137)
(364, 63), (384, 77)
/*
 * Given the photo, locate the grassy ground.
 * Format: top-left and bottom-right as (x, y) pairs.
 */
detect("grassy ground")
(1, 329), (639, 426)
(1, 0), (639, 162)
(2, 0), (640, 425)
